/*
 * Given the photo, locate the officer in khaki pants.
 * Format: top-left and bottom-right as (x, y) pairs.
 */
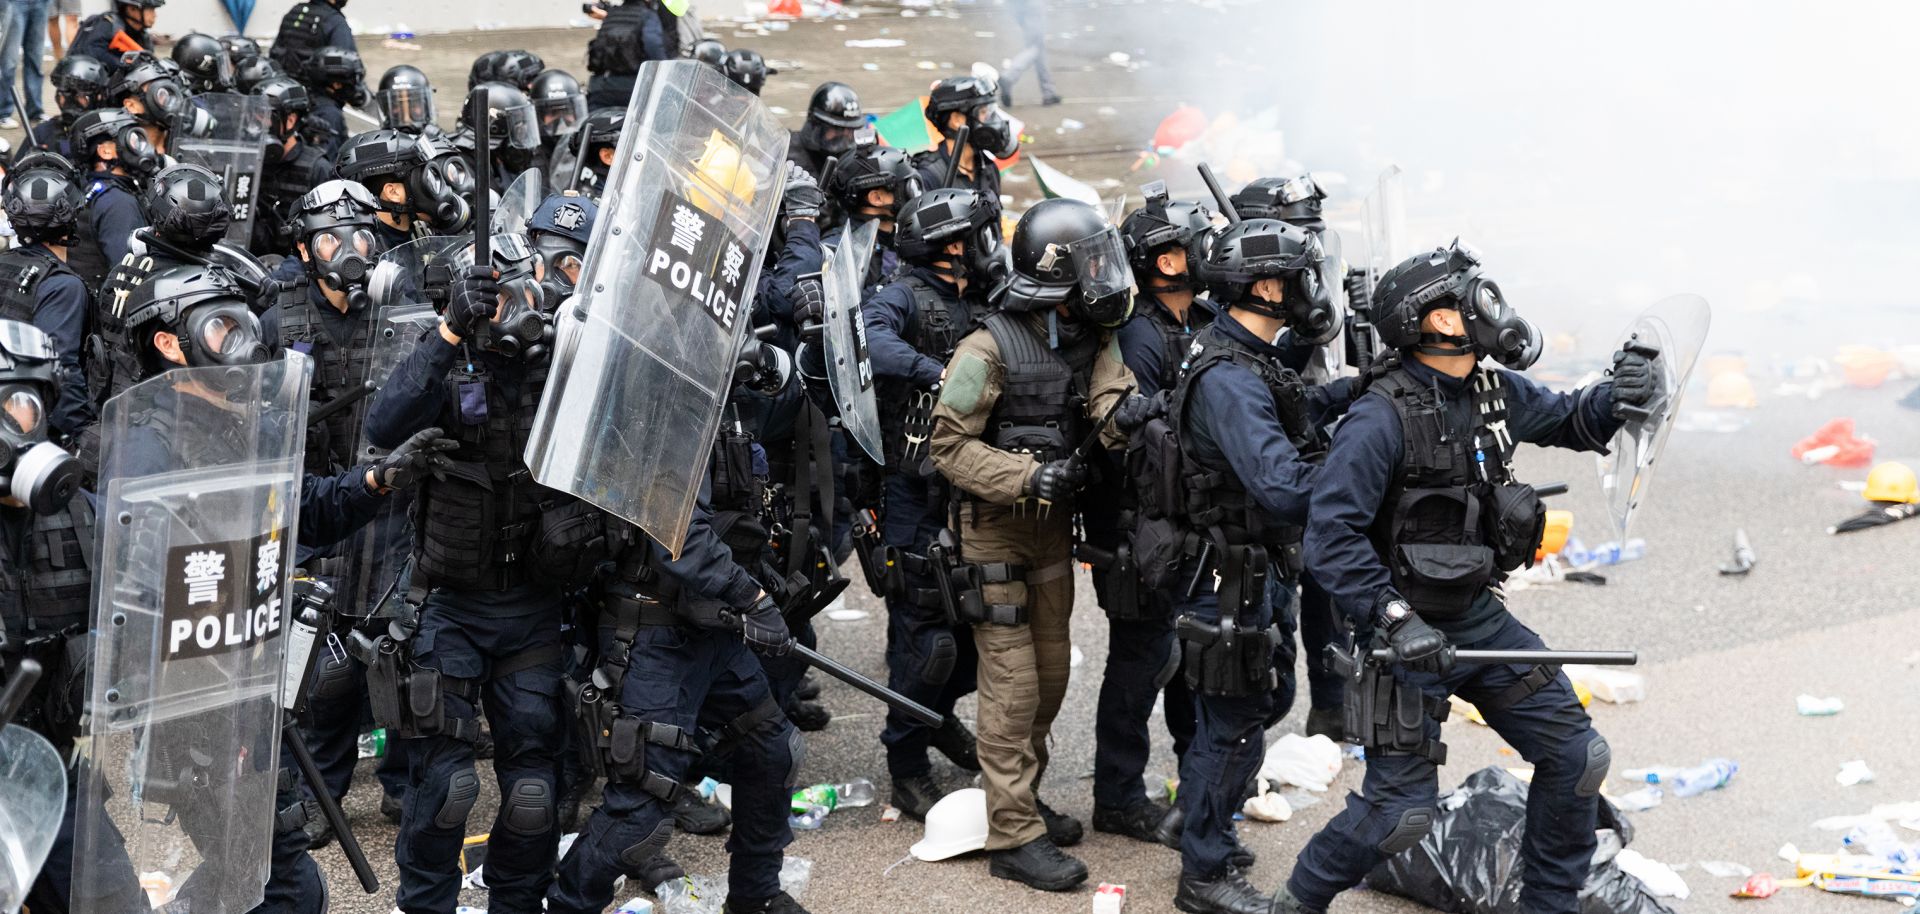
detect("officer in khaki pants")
(929, 199), (1136, 893)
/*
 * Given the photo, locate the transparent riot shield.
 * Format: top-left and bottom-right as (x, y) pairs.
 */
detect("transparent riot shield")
(366, 233), (472, 315)
(825, 219), (882, 462)
(0, 724), (65, 914)
(174, 93), (271, 247)
(1595, 294), (1711, 540)
(1303, 228), (1350, 382)
(75, 354), (310, 914)
(526, 60), (789, 557)
(1360, 164), (1408, 282)
(494, 168), (544, 237)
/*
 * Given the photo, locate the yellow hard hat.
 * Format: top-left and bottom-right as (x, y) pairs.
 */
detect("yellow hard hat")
(686, 129), (758, 219)
(1863, 462), (1919, 504)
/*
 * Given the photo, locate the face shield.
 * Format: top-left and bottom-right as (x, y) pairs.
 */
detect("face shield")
(380, 85), (436, 132)
(489, 101), (541, 152)
(534, 93), (587, 142)
(800, 118), (857, 158)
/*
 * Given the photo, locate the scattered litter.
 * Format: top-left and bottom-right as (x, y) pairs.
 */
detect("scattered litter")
(1057, 118), (1085, 132)
(381, 38), (423, 51)
(973, 31), (995, 38)
(1069, 644), (1084, 667)
(825, 607), (868, 622)
(861, 63), (880, 71)
(1280, 788), (1323, 812)
(1620, 758), (1738, 797)
(1616, 849), (1691, 899)
(880, 805), (901, 823)
(845, 38), (905, 48)
(617, 897), (656, 914)
(1731, 873), (1780, 898)
(915, 60), (937, 70)
(657, 858), (810, 914)
(1611, 785), (1663, 812)
(1107, 51), (1131, 65)
(1791, 418), (1876, 467)
(1717, 529), (1755, 576)
(1830, 501), (1920, 534)
(1567, 666), (1647, 704)
(1257, 733), (1344, 791)
(1837, 760), (1876, 786)
(1092, 883), (1127, 914)
(1242, 781), (1293, 823)
(1796, 694), (1845, 716)
(1699, 861), (1754, 878)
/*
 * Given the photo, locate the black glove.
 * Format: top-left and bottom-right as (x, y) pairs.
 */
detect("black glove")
(1385, 604), (1454, 674)
(791, 273), (826, 338)
(372, 427), (458, 490)
(1114, 393), (1158, 434)
(780, 162), (825, 223)
(1609, 343), (1663, 420)
(740, 593), (794, 657)
(444, 265), (498, 340)
(1024, 458), (1088, 502)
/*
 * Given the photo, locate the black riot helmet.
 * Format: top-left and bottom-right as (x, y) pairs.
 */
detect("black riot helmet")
(140, 163), (233, 248)
(692, 38), (726, 68)
(51, 55), (111, 117)
(1231, 173), (1327, 233)
(924, 75), (1017, 159)
(126, 263), (273, 382)
(292, 180), (384, 309)
(69, 107), (162, 179)
(721, 49), (774, 96)
(894, 187), (1000, 284)
(826, 138), (919, 224)
(493, 50), (546, 94)
(1371, 239), (1540, 369)
(234, 56), (283, 93)
(458, 81), (540, 153)
(253, 75), (311, 143)
(3, 152), (85, 244)
(305, 46), (368, 106)
(1120, 180), (1212, 290)
(335, 128), (427, 214)
(466, 50), (506, 90)
(529, 69), (588, 143)
(0, 322), (81, 515)
(1194, 217), (1341, 345)
(172, 33), (234, 94)
(219, 34), (261, 67)
(798, 81), (862, 158)
(1002, 198), (1133, 328)
(376, 64), (436, 133)
(111, 52), (191, 129)
(528, 191), (596, 301)
(411, 133), (473, 233)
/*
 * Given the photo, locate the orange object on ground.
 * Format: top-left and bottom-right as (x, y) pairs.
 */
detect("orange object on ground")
(1535, 509), (1573, 563)
(1835, 347), (1897, 388)
(1791, 417), (1875, 467)
(1152, 105), (1207, 152)
(766, 0), (802, 17)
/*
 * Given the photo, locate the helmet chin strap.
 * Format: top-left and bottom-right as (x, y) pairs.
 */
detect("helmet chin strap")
(1236, 295), (1286, 321)
(1413, 331), (1475, 358)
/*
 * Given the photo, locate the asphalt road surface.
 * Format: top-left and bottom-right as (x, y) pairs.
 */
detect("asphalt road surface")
(31, 3), (1916, 912)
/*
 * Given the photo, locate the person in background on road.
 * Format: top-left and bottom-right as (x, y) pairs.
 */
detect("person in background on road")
(48, 0), (79, 59)
(584, 0), (671, 109)
(0, 0), (52, 128)
(268, 0), (356, 77)
(68, 0), (160, 71)
(997, 0), (1059, 108)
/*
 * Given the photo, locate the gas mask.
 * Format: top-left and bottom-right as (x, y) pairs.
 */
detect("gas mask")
(304, 223), (380, 310)
(473, 233), (553, 361)
(0, 324), (80, 515)
(109, 124), (163, 180)
(130, 77), (190, 127)
(959, 221), (1006, 291)
(531, 231), (584, 305)
(410, 153), (474, 233)
(1412, 240), (1541, 369)
(175, 299), (272, 378)
(966, 105), (1018, 160)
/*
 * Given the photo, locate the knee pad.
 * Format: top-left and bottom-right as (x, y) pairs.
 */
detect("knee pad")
(1153, 641), (1181, 691)
(434, 767), (480, 830)
(921, 631), (956, 686)
(615, 819), (674, 870)
(1575, 735), (1611, 798)
(500, 778), (555, 837)
(783, 727), (806, 793)
(1375, 806), (1437, 854)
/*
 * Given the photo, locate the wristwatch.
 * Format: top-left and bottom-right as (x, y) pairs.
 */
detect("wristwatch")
(1380, 599), (1413, 627)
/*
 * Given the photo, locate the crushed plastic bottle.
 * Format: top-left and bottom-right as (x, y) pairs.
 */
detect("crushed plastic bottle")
(790, 778), (874, 813)
(357, 728), (387, 759)
(1587, 538), (1647, 565)
(655, 859), (810, 914)
(1841, 822), (1920, 867)
(1621, 758), (1737, 797)
(1613, 785), (1663, 812)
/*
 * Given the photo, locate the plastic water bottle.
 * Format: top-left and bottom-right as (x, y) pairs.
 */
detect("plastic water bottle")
(790, 778), (875, 813)
(357, 728), (387, 759)
(1667, 759), (1738, 797)
(788, 804), (829, 830)
(1589, 538), (1647, 566)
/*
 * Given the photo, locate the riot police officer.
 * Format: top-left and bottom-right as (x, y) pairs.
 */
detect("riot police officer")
(237, 56), (287, 94)
(1274, 241), (1661, 914)
(530, 69), (589, 167)
(24, 55), (110, 160)
(0, 153), (95, 437)
(584, 0), (671, 108)
(269, 0), (356, 75)
(362, 238), (570, 914)
(335, 129), (433, 249)
(858, 186), (999, 819)
(66, 108), (156, 292)
(927, 198), (1136, 892)
(691, 37), (726, 69)
(1154, 216), (1354, 914)
(554, 106), (623, 198)
(823, 138), (918, 285)
(475, 50), (546, 95)
(721, 49), (773, 97)
(455, 81), (541, 192)
(300, 46), (367, 160)
(377, 65), (440, 136)
(788, 82), (862, 180)
(109, 52), (194, 152)
(252, 76), (335, 255)
(913, 75), (1019, 223)
(171, 33), (235, 94)
(1076, 186), (1217, 849)
(69, 0), (162, 70)
(527, 191), (596, 307)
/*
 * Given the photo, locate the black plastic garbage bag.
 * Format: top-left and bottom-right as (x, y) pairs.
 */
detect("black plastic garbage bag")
(1365, 766), (1675, 914)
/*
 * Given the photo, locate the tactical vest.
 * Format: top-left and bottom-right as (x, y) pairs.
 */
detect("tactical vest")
(411, 361), (553, 592)
(68, 179), (123, 295)
(1140, 300), (1206, 393)
(278, 280), (377, 474)
(710, 420), (771, 575)
(875, 274), (969, 469)
(587, 2), (657, 77)
(88, 251), (161, 408)
(0, 498), (96, 639)
(976, 310), (1097, 474)
(256, 145), (329, 254)
(0, 247), (69, 326)
(1365, 362), (1538, 620)
(269, 2), (344, 76)
(1168, 323), (1319, 575)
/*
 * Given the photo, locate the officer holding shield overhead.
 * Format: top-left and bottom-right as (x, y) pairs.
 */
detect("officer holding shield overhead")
(1273, 241), (1663, 914)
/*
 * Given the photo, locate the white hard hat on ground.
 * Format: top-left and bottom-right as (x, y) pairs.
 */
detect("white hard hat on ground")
(909, 787), (988, 862)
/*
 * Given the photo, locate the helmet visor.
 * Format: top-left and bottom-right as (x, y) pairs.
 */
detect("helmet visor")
(381, 86), (436, 131)
(534, 93), (588, 138)
(492, 102), (540, 151)
(1068, 226), (1133, 302)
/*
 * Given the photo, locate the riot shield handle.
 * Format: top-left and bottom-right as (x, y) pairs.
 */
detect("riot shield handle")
(0, 657), (42, 731)
(1612, 338), (1664, 422)
(1198, 162), (1239, 224)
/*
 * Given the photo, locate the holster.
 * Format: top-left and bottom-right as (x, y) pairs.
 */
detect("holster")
(356, 625), (480, 743)
(850, 508), (886, 594)
(1175, 614), (1280, 697)
(1329, 643), (1450, 764)
(1076, 540), (1144, 621)
(566, 616), (695, 803)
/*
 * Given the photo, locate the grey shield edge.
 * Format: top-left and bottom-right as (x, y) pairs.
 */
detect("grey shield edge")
(826, 218), (883, 462)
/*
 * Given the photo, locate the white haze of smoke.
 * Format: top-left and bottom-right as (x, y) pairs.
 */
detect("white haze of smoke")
(1093, 0), (1920, 355)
